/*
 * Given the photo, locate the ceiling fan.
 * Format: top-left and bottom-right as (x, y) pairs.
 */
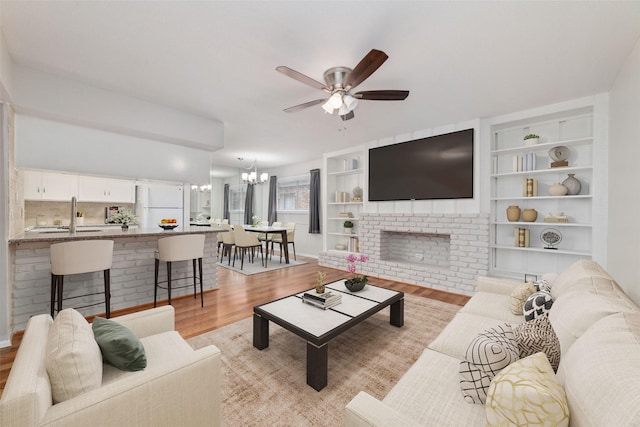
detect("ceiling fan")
(276, 49), (409, 121)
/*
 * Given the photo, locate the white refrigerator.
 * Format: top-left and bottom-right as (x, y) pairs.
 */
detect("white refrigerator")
(137, 184), (184, 228)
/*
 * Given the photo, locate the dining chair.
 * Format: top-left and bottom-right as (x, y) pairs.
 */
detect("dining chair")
(220, 224), (235, 265)
(270, 222), (296, 262)
(232, 225), (264, 270)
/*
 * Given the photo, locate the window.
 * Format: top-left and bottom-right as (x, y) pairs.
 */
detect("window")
(277, 174), (310, 211)
(229, 185), (246, 211)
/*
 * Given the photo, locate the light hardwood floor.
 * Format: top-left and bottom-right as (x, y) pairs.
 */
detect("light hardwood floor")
(0, 255), (469, 397)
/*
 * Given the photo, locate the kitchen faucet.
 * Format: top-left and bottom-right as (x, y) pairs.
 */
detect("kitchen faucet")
(69, 196), (77, 233)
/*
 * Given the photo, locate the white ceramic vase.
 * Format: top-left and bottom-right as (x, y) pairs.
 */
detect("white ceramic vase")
(548, 182), (569, 196)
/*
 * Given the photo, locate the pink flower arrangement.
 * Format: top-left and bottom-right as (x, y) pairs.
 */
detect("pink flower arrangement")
(345, 253), (368, 291)
(346, 253), (368, 273)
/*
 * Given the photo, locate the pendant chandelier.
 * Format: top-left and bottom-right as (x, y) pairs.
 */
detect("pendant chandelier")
(240, 159), (268, 185)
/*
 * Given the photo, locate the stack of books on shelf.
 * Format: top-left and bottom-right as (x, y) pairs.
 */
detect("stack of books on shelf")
(512, 152), (537, 172)
(514, 228), (531, 248)
(302, 290), (342, 309)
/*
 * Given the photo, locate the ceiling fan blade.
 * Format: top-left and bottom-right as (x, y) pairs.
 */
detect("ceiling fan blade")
(344, 49), (388, 90)
(283, 98), (326, 113)
(354, 90), (410, 101)
(276, 66), (330, 92)
(340, 111), (355, 121)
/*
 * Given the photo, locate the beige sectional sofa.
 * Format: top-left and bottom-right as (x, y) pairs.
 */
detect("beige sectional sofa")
(345, 260), (640, 426)
(0, 306), (221, 427)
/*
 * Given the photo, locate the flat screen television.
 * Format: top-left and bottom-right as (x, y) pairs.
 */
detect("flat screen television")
(368, 128), (474, 201)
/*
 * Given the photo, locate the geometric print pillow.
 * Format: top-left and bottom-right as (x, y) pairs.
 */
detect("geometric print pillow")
(513, 315), (561, 372)
(523, 291), (554, 321)
(485, 352), (569, 427)
(460, 323), (520, 404)
(535, 279), (553, 294)
(509, 283), (537, 315)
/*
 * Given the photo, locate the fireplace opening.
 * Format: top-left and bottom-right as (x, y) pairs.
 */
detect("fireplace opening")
(380, 230), (451, 268)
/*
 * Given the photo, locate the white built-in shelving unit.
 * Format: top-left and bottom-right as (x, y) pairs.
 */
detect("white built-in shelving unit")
(489, 104), (601, 279)
(322, 146), (365, 253)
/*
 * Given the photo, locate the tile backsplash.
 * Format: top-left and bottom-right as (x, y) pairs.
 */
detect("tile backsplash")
(25, 201), (134, 227)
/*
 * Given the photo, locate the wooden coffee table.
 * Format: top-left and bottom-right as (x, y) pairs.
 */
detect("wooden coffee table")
(253, 280), (404, 391)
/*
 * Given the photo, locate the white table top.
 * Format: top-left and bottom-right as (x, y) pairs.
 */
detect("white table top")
(256, 280), (402, 337)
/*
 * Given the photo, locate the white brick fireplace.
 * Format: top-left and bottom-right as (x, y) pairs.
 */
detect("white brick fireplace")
(319, 213), (490, 295)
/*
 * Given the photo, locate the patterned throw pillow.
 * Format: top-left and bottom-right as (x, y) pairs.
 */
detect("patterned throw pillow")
(523, 291), (553, 321)
(485, 352), (569, 427)
(513, 315), (561, 372)
(459, 323), (519, 404)
(509, 283), (536, 315)
(535, 279), (553, 294)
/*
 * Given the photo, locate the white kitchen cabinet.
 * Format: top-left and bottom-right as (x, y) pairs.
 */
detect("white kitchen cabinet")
(78, 176), (135, 203)
(23, 170), (78, 201)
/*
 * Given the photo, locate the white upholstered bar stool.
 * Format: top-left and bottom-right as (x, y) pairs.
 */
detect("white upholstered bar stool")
(50, 240), (114, 318)
(154, 234), (206, 307)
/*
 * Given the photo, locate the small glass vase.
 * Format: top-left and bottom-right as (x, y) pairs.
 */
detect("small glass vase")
(121, 224), (129, 231)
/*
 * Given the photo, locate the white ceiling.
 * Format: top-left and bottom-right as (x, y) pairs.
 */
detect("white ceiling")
(2, 1), (640, 175)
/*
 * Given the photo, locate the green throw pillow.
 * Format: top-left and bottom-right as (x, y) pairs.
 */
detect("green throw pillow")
(92, 317), (147, 371)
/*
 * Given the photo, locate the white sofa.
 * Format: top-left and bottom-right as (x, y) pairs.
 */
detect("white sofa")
(345, 260), (640, 426)
(0, 306), (221, 427)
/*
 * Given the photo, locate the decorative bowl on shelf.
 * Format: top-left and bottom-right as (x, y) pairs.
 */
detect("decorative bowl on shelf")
(158, 223), (179, 230)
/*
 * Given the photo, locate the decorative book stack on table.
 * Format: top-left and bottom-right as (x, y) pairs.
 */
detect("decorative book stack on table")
(302, 290), (342, 309)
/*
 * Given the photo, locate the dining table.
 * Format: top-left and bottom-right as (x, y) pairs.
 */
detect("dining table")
(243, 225), (290, 268)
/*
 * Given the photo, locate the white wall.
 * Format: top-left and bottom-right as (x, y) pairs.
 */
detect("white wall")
(608, 38), (640, 302)
(0, 30), (14, 102)
(15, 115), (212, 184)
(13, 65), (223, 151)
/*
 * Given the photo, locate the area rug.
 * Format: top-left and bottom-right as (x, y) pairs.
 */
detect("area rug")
(217, 257), (307, 275)
(188, 294), (460, 426)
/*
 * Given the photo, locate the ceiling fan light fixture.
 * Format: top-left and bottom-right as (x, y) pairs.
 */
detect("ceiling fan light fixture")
(322, 99), (334, 114)
(329, 92), (343, 109)
(338, 103), (350, 116)
(343, 94), (358, 111)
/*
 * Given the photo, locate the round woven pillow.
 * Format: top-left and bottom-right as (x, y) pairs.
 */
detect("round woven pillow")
(509, 283), (536, 315)
(523, 291), (553, 321)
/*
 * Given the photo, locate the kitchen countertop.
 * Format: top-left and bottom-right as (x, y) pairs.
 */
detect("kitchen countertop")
(10, 225), (224, 244)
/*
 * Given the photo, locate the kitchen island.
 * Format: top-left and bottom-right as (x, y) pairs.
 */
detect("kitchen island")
(8, 226), (223, 333)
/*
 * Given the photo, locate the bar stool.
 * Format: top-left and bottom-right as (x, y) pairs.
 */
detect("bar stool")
(154, 234), (206, 307)
(50, 240), (114, 318)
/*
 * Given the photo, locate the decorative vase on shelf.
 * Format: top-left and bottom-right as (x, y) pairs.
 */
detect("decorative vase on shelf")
(506, 205), (521, 222)
(522, 208), (538, 222)
(562, 174), (582, 195)
(548, 182), (569, 196)
(121, 224), (129, 231)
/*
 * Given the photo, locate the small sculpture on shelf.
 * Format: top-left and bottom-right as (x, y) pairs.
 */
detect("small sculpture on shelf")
(541, 228), (562, 250)
(548, 145), (570, 168)
(352, 186), (363, 202)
